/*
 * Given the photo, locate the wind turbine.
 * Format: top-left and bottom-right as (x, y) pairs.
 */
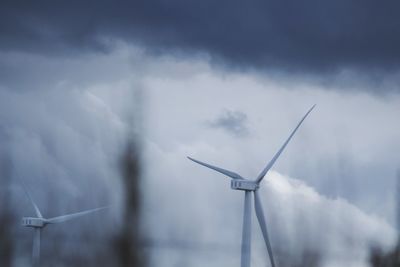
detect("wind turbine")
(188, 105), (315, 267)
(20, 182), (108, 266)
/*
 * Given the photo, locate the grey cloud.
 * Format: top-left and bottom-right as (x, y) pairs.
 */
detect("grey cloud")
(2, 0), (400, 82)
(208, 110), (249, 137)
(0, 50), (146, 265)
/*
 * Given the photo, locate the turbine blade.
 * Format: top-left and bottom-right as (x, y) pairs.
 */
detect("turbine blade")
(32, 228), (41, 267)
(254, 190), (276, 267)
(241, 191), (252, 267)
(255, 105), (315, 184)
(187, 156), (244, 180)
(46, 206), (108, 224)
(19, 179), (43, 218)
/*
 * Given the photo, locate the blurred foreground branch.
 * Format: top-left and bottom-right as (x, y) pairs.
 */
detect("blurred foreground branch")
(0, 155), (14, 267)
(114, 139), (147, 267)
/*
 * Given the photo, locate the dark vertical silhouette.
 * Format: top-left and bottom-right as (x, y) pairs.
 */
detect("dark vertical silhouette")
(0, 155), (14, 267)
(397, 169), (400, 237)
(369, 244), (400, 267)
(114, 88), (146, 267)
(115, 139), (146, 267)
(368, 170), (400, 267)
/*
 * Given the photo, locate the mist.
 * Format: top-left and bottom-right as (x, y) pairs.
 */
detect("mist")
(0, 41), (399, 267)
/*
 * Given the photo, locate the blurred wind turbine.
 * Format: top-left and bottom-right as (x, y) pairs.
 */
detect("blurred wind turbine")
(188, 105), (315, 267)
(20, 182), (108, 266)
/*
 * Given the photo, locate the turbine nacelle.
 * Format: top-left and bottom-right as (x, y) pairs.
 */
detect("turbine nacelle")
(22, 217), (46, 228)
(231, 180), (259, 191)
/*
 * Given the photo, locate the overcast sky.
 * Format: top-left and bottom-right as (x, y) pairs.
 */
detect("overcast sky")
(1, 1), (400, 266)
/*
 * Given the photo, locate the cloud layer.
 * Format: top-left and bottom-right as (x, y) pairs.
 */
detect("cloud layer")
(0, 47), (141, 265)
(3, 0), (400, 76)
(207, 110), (250, 138)
(141, 54), (400, 266)
(1, 42), (399, 266)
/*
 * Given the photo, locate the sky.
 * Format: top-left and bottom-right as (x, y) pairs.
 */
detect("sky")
(1, 1), (400, 267)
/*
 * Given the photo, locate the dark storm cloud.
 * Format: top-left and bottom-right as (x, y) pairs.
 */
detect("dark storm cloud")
(208, 110), (249, 137)
(2, 0), (400, 73)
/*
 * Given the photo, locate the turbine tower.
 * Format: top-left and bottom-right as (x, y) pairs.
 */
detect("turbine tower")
(188, 105), (315, 267)
(20, 182), (108, 266)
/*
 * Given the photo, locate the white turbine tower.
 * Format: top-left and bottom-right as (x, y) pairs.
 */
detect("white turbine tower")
(20, 182), (108, 266)
(188, 105), (315, 267)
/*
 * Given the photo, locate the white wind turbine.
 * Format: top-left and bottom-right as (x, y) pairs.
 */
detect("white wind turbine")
(188, 105), (315, 267)
(20, 182), (108, 266)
